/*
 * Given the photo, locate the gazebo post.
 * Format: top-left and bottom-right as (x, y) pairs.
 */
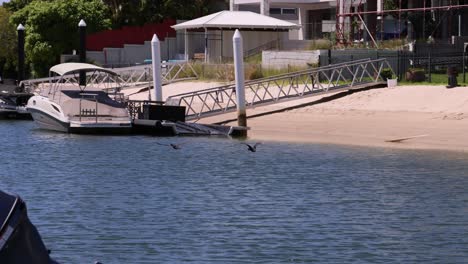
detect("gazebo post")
(220, 29), (223, 62)
(184, 29), (189, 61)
(204, 28), (208, 63)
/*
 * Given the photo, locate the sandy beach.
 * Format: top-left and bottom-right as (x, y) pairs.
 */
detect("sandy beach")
(128, 82), (468, 152)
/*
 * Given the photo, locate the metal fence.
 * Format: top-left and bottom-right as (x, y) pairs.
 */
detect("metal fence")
(319, 48), (468, 84)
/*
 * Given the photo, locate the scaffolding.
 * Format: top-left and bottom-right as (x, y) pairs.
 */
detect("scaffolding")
(336, 0), (468, 46)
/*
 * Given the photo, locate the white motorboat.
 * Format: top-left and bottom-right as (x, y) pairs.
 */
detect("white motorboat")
(26, 63), (132, 133)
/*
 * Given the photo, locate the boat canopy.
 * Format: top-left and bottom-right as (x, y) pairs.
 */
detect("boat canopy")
(49, 63), (118, 76)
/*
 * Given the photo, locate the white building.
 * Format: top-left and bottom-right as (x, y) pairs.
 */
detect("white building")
(230, 0), (468, 42)
(230, 0), (340, 40)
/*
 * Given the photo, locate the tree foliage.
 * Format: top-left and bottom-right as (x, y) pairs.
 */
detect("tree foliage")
(0, 7), (17, 78)
(102, 0), (225, 27)
(3, 0), (35, 12)
(3, 0), (225, 77)
(10, 0), (111, 77)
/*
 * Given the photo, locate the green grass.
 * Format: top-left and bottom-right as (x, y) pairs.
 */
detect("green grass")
(245, 53), (262, 64)
(307, 39), (333, 50)
(399, 73), (468, 86)
(260, 65), (308, 78)
(189, 61), (468, 87)
(190, 61), (311, 82)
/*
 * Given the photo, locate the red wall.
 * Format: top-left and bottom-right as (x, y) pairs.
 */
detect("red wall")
(87, 19), (176, 51)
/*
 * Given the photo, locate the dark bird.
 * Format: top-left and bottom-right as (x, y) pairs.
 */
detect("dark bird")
(156, 142), (184, 150)
(243, 142), (261, 152)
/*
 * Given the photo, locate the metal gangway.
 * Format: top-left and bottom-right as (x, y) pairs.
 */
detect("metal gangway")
(166, 58), (392, 121)
(20, 61), (198, 93)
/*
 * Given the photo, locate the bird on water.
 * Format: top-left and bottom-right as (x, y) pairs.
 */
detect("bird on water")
(156, 142), (184, 150)
(242, 142), (261, 152)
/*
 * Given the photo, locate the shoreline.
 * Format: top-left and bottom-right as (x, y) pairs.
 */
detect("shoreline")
(243, 109), (468, 153)
(130, 82), (468, 153)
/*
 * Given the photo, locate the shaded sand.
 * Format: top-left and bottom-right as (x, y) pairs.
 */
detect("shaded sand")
(124, 81), (225, 101)
(200, 85), (468, 152)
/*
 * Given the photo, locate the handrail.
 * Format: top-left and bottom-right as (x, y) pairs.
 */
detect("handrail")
(126, 100), (165, 120)
(169, 58), (374, 98)
(244, 39), (280, 59)
(79, 93), (99, 123)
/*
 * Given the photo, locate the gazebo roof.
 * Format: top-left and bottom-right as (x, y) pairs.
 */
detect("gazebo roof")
(171, 11), (300, 31)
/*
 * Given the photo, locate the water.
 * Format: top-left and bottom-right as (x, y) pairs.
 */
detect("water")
(1, 121), (468, 263)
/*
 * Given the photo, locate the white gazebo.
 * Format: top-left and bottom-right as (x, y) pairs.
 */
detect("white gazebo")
(172, 11), (300, 62)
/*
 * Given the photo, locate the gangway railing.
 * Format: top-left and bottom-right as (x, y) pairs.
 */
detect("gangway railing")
(166, 58), (392, 121)
(112, 61), (198, 88)
(244, 39), (280, 59)
(20, 61), (198, 93)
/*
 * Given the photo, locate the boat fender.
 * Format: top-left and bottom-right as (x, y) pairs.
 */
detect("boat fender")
(155, 121), (163, 129)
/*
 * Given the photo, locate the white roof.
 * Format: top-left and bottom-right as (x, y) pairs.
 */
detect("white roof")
(49, 63), (117, 76)
(172, 11), (300, 30)
(235, 0), (334, 3)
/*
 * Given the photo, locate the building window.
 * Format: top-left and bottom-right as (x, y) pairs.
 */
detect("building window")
(270, 7), (297, 15)
(52, 105), (61, 113)
(282, 8), (297, 15)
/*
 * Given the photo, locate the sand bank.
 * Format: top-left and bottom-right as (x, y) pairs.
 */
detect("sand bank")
(205, 85), (468, 152)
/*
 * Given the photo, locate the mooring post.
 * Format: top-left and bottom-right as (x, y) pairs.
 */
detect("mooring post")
(428, 51), (432, 83)
(151, 34), (163, 102)
(464, 43), (467, 84)
(233, 29), (247, 137)
(17, 24), (25, 85)
(463, 50), (466, 84)
(78, 19), (87, 86)
(397, 50), (400, 80)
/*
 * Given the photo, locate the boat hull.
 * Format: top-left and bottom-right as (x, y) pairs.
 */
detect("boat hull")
(27, 96), (132, 134)
(28, 107), (69, 132)
(0, 109), (32, 120)
(28, 108), (133, 134)
(0, 108), (17, 119)
(1, 95), (32, 120)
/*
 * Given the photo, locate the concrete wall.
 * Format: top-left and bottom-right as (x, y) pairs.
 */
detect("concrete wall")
(101, 48), (123, 66)
(262, 50), (321, 69)
(86, 28), (291, 65)
(86, 37), (180, 67)
(122, 43), (151, 63)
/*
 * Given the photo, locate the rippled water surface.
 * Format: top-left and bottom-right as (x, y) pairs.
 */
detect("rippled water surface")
(1, 121), (468, 263)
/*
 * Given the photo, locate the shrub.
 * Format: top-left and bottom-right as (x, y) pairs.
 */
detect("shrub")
(245, 64), (264, 80)
(380, 68), (395, 81)
(308, 39), (333, 50)
(405, 68), (426, 82)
